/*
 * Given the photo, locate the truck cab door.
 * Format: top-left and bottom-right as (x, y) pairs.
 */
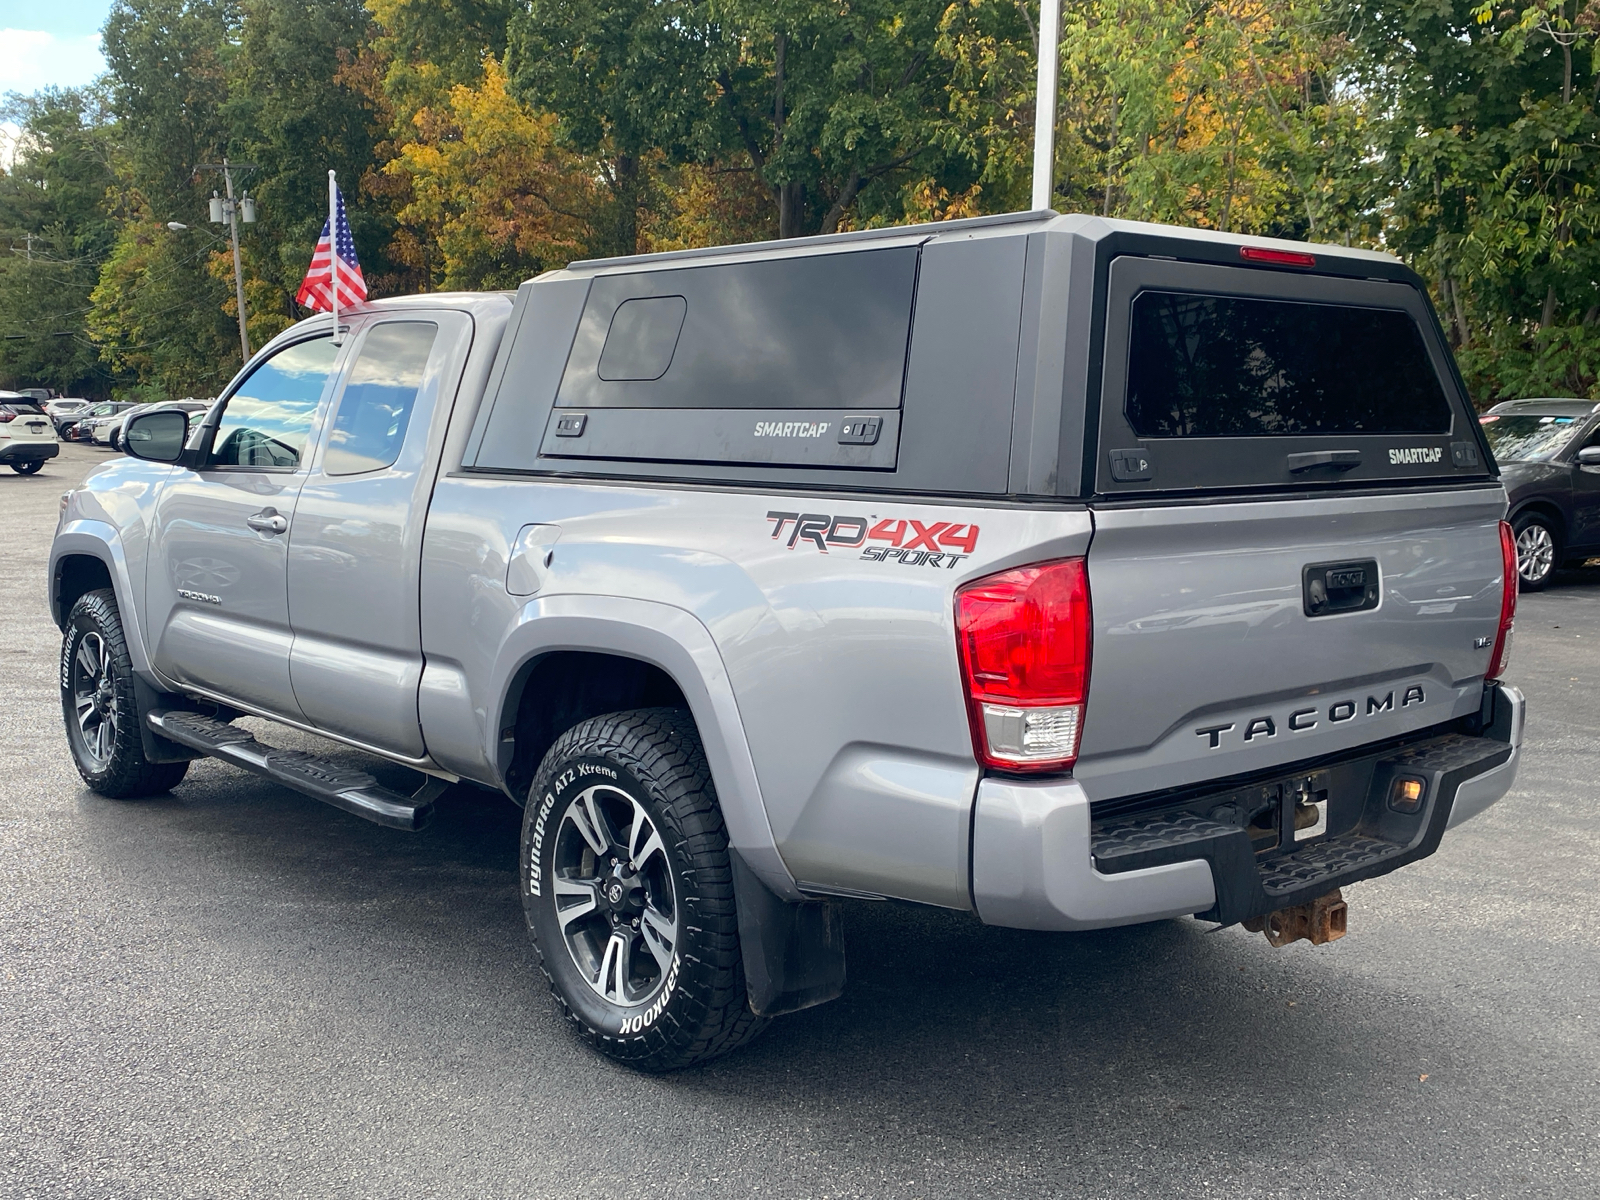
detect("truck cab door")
(286, 315), (465, 758)
(147, 335), (343, 718)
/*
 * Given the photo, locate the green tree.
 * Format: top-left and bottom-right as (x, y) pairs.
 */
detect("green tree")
(0, 89), (120, 395)
(1353, 0), (1600, 399)
(89, 213), (239, 398)
(101, 0), (236, 217)
(507, 0), (718, 255)
(387, 57), (595, 288)
(226, 0), (407, 331)
(95, 0), (243, 385)
(367, 0), (519, 123)
(707, 0), (968, 237)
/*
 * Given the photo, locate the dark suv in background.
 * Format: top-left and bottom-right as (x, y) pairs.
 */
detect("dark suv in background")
(1481, 398), (1600, 589)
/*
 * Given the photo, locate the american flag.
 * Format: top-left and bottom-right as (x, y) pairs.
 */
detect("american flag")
(295, 182), (367, 312)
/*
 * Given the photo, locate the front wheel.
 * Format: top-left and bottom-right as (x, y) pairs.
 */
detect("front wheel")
(1513, 512), (1560, 592)
(521, 707), (765, 1071)
(10, 460), (43, 475)
(61, 589), (190, 798)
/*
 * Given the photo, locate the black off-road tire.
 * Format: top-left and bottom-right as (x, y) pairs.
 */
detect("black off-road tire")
(11, 460), (44, 475)
(61, 589), (190, 798)
(1512, 511), (1560, 592)
(521, 707), (766, 1071)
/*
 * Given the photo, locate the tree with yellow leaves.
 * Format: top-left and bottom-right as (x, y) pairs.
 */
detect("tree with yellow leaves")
(387, 58), (598, 289)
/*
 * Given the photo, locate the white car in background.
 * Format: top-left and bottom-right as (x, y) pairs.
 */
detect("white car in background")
(0, 391), (61, 475)
(88, 403), (152, 446)
(105, 399), (211, 451)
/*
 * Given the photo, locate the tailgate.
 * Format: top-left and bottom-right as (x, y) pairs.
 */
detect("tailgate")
(1074, 250), (1505, 804)
(1076, 486), (1504, 801)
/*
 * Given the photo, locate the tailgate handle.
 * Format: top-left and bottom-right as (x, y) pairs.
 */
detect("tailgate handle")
(1303, 559), (1380, 617)
(1287, 450), (1361, 473)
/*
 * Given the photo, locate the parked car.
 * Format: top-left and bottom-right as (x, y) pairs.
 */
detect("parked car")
(0, 391), (60, 474)
(45, 398), (92, 433)
(51, 212), (1525, 1071)
(106, 400), (210, 451)
(64, 401), (138, 443)
(1480, 397), (1600, 590)
(90, 403), (153, 446)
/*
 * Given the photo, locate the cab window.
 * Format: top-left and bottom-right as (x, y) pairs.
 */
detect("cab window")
(323, 322), (438, 475)
(210, 338), (340, 469)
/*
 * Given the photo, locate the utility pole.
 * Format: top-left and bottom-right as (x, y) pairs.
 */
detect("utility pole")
(195, 159), (258, 363)
(1030, 0), (1063, 212)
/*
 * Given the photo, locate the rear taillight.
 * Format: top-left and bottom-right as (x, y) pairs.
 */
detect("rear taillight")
(955, 558), (1092, 772)
(1486, 519), (1517, 681)
(0, 411), (14, 423)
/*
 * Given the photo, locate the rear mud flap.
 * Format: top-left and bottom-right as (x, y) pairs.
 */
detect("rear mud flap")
(730, 850), (846, 1017)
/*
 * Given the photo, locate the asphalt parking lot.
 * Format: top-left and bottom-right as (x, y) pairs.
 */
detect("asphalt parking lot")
(3, 442), (1599, 1199)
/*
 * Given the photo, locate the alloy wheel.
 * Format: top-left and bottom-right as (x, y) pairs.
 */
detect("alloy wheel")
(551, 784), (679, 1007)
(1516, 523), (1555, 584)
(70, 632), (118, 769)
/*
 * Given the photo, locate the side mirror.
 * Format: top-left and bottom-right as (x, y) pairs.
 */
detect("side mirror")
(1577, 446), (1600, 467)
(123, 410), (189, 463)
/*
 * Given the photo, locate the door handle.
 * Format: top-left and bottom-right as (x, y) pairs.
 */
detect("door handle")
(247, 508), (289, 535)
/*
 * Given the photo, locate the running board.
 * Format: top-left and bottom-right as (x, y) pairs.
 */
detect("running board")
(147, 709), (445, 831)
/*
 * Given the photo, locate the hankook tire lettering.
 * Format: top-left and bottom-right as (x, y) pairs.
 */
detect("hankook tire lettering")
(621, 954), (680, 1034)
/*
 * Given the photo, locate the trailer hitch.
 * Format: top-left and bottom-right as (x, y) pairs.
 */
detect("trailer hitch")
(1243, 888), (1347, 947)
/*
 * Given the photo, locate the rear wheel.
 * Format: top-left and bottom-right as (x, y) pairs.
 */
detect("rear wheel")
(1512, 512), (1559, 591)
(521, 707), (765, 1071)
(60, 589), (189, 798)
(10, 460), (43, 475)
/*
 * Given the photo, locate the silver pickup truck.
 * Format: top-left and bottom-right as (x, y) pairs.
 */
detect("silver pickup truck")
(51, 212), (1525, 1070)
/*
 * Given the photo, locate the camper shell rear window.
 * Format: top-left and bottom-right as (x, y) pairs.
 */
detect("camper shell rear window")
(1127, 291), (1454, 439)
(1096, 257), (1488, 495)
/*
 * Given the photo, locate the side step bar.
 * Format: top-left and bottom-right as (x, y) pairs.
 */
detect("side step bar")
(147, 709), (446, 831)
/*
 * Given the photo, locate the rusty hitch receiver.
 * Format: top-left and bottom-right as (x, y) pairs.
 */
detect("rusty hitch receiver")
(1243, 889), (1348, 948)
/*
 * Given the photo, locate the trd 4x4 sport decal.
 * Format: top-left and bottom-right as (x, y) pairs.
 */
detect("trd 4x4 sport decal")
(766, 511), (980, 569)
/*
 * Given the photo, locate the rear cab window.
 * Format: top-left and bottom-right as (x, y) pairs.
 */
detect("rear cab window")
(1096, 257), (1488, 495)
(323, 321), (438, 475)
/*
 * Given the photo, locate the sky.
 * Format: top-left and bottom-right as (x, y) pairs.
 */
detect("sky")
(0, 1), (112, 167)
(1, 0), (113, 96)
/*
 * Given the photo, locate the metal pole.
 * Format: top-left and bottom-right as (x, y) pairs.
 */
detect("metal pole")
(328, 170), (341, 345)
(224, 158), (251, 361)
(1031, 0), (1063, 212)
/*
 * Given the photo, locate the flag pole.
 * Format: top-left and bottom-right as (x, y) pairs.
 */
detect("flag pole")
(1030, 0), (1062, 212)
(328, 169), (341, 345)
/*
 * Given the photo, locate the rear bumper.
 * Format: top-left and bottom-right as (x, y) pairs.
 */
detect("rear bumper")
(0, 441), (59, 463)
(972, 683), (1525, 931)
